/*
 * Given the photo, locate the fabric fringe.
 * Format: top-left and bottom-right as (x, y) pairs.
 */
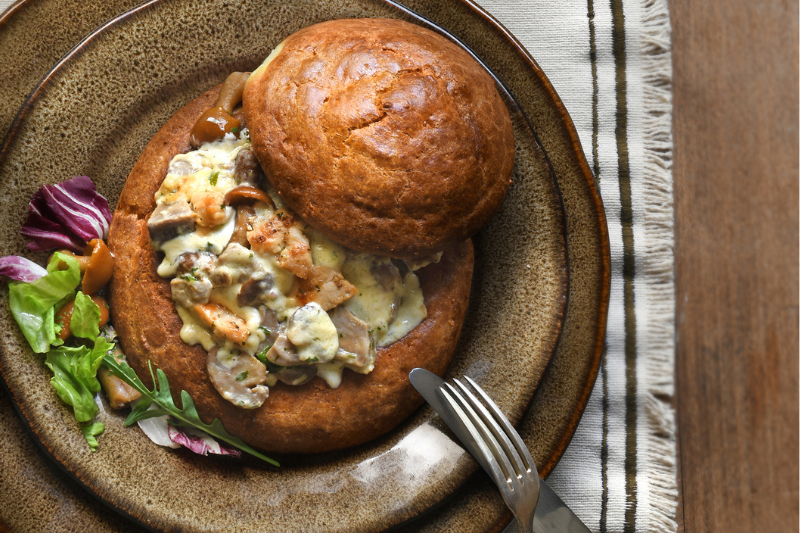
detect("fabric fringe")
(636, 0), (678, 531)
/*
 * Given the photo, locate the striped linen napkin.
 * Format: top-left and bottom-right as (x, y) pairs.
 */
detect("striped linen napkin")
(474, 1), (679, 532)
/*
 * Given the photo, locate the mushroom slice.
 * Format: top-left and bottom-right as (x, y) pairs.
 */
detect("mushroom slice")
(206, 347), (268, 408)
(265, 334), (301, 366)
(274, 365), (317, 386)
(215, 242), (257, 284)
(330, 306), (375, 374)
(370, 259), (402, 292)
(171, 276), (213, 308)
(286, 303), (339, 364)
(237, 274), (275, 307)
(258, 307), (281, 346)
(403, 251), (443, 272)
(233, 148), (266, 188)
(148, 202), (196, 245)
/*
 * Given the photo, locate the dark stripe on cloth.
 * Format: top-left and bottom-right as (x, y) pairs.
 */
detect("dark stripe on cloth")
(586, 2), (609, 532)
(610, 0), (639, 530)
(588, 0), (601, 184)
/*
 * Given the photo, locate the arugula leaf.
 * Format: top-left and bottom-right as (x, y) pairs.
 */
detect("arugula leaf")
(70, 291), (101, 339)
(103, 355), (279, 466)
(45, 337), (114, 422)
(82, 422), (105, 452)
(8, 252), (80, 353)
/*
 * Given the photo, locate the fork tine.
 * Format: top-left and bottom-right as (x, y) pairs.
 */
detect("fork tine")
(439, 385), (509, 487)
(453, 378), (529, 479)
(464, 376), (536, 472)
(442, 382), (518, 486)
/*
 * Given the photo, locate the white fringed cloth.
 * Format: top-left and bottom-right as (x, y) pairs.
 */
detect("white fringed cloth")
(475, 1), (678, 531)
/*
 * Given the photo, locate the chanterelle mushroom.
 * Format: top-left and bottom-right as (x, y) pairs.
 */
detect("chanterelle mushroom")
(206, 346), (268, 408)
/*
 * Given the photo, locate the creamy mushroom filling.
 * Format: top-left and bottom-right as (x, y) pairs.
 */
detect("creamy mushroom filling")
(149, 133), (432, 409)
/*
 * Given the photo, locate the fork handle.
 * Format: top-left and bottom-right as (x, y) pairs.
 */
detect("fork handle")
(516, 517), (534, 533)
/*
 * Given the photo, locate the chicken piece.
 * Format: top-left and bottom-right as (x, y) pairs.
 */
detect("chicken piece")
(296, 265), (358, 310)
(247, 208), (313, 278)
(248, 211), (286, 255)
(279, 224), (312, 278)
(193, 302), (250, 346)
(206, 347), (268, 408)
(190, 191), (227, 227)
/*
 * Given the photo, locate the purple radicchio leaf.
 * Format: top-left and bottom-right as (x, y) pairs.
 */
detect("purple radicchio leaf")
(0, 256), (48, 282)
(168, 424), (242, 457)
(20, 176), (111, 252)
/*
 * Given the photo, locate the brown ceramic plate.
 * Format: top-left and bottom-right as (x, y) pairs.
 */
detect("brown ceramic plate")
(0, 1), (609, 532)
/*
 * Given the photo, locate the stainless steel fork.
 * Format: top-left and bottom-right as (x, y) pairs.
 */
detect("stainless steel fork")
(409, 368), (593, 533)
(439, 376), (540, 532)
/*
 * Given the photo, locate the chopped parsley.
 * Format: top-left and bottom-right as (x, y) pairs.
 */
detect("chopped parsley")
(256, 345), (275, 364)
(209, 171), (219, 186)
(264, 360), (283, 373)
(235, 371), (248, 381)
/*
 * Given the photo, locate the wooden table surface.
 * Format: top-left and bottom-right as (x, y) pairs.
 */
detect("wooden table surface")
(670, 0), (798, 531)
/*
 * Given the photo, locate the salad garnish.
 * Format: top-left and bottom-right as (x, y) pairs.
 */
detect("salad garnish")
(0, 255), (48, 282)
(2, 176), (278, 465)
(21, 175), (111, 252)
(104, 355), (278, 465)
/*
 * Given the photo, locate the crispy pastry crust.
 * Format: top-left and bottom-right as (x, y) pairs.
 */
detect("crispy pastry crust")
(244, 18), (514, 259)
(108, 86), (474, 454)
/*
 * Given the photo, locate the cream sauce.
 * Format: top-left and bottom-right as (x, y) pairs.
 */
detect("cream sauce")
(153, 132), (429, 405)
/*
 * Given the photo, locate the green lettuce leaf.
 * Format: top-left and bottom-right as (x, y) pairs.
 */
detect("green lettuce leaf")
(82, 422), (105, 452)
(104, 354), (279, 466)
(70, 291), (100, 339)
(45, 337), (114, 423)
(8, 252), (80, 353)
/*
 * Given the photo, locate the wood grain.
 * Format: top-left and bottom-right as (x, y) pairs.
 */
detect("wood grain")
(671, 0), (799, 531)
